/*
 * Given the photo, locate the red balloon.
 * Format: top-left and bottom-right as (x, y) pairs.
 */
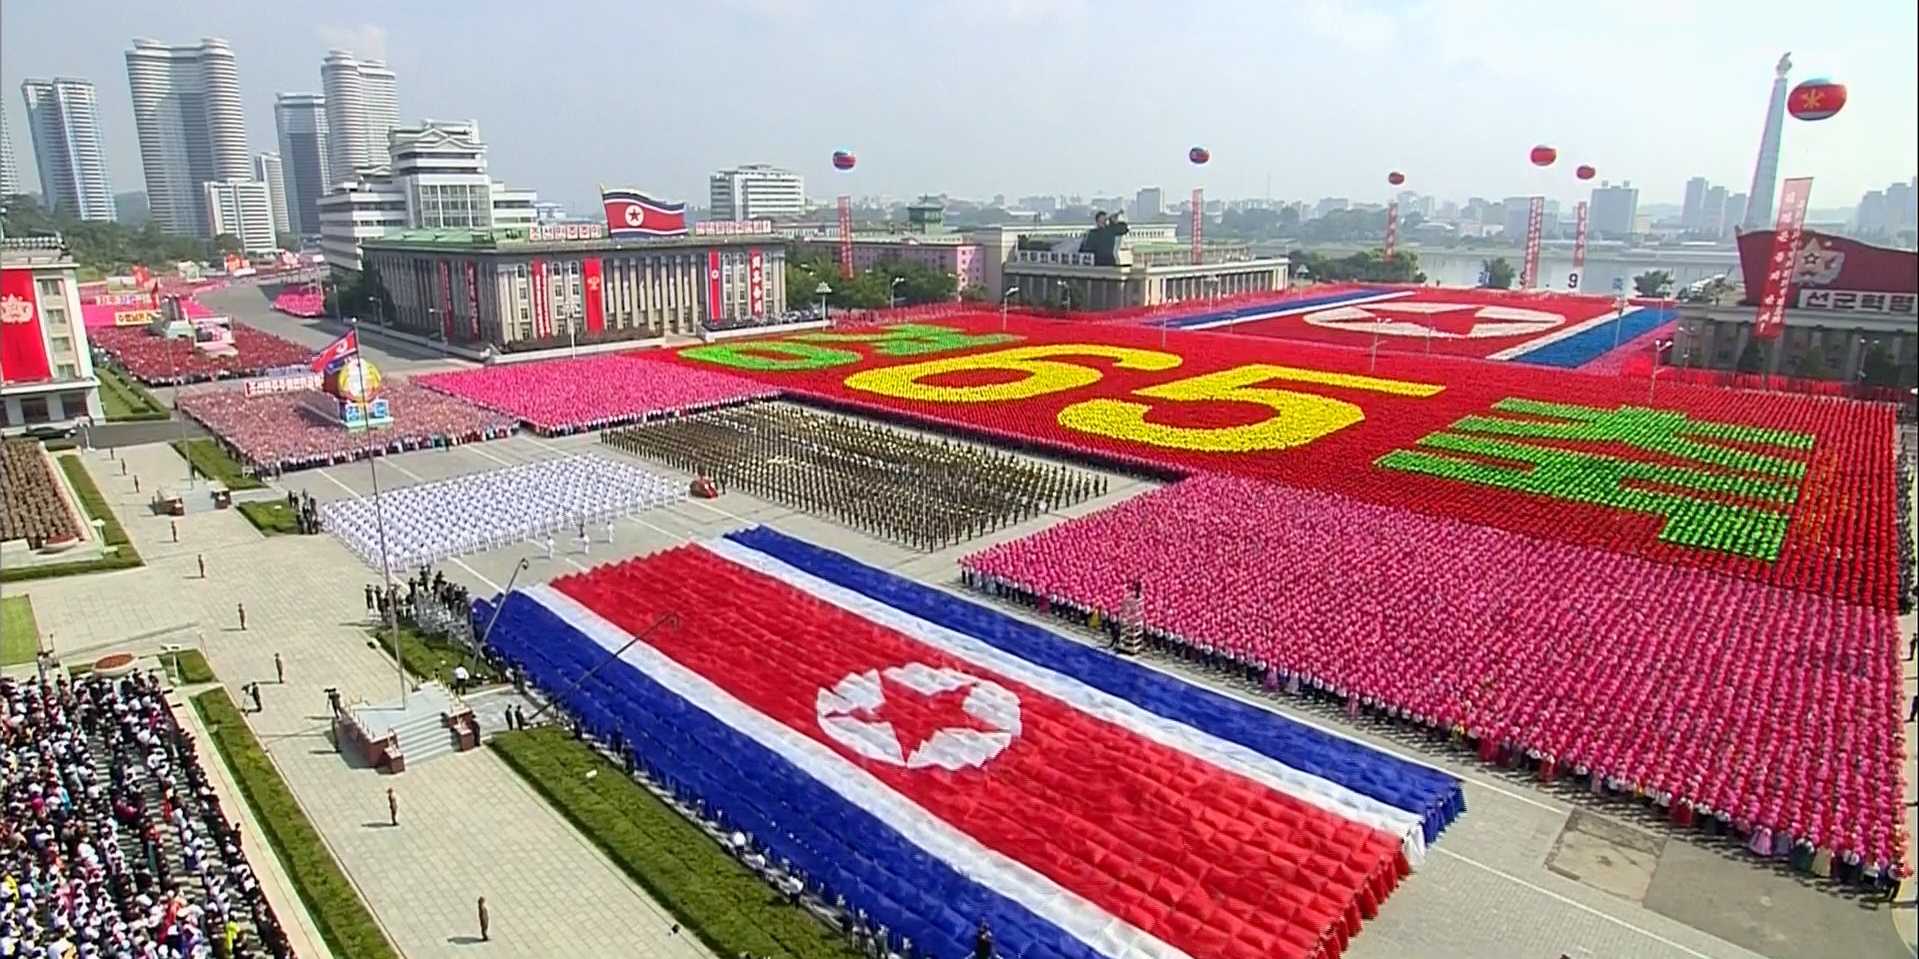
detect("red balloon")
(831, 150), (856, 171)
(1787, 78), (1847, 121)
(1387, 171), (1406, 186)
(1529, 145), (1557, 167)
(1575, 164), (1596, 181)
(1188, 146), (1210, 165)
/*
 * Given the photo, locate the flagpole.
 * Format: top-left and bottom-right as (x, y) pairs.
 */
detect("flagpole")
(347, 316), (407, 709)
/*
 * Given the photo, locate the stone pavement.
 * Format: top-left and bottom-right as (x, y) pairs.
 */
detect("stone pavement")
(21, 443), (713, 959)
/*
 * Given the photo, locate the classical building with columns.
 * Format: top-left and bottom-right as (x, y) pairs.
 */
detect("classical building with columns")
(1001, 243), (1289, 311)
(359, 227), (786, 351)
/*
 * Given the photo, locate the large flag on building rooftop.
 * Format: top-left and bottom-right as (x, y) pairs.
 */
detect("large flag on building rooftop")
(309, 329), (358, 372)
(602, 188), (687, 237)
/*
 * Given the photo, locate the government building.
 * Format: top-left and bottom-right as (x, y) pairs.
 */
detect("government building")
(358, 225), (788, 352)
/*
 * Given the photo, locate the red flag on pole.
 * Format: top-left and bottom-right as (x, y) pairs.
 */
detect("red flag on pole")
(309, 329), (359, 372)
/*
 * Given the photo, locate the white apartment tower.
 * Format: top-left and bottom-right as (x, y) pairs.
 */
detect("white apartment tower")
(0, 107), (18, 197)
(203, 179), (275, 254)
(125, 38), (249, 236)
(321, 50), (398, 190)
(273, 93), (329, 236)
(708, 164), (805, 220)
(20, 79), (114, 220)
(254, 152), (290, 237)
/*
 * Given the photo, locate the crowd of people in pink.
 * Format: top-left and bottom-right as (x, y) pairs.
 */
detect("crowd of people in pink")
(176, 382), (516, 475)
(92, 324), (313, 386)
(959, 475), (1911, 880)
(268, 285), (325, 318)
(415, 354), (776, 435)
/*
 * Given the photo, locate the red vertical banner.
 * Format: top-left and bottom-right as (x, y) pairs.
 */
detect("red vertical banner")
(1754, 177), (1813, 340)
(131, 264), (151, 287)
(0, 268), (53, 384)
(1520, 196), (1544, 289)
(748, 249), (766, 318)
(1190, 188), (1204, 262)
(583, 257), (605, 332)
(465, 261), (480, 337)
(438, 260), (454, 341)
(707, 249), (724, 321)
(531, 258), (548, 338)
(1570, 201), (1589, 290)
(836, 196), (854, 279)
(1382, 202), (1399, 260)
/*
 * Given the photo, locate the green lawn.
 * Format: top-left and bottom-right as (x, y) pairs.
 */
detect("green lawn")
(1, 595), (39, 666)
(193, 689), (400, 959)
(369, 624), (497, 688)
(237, 500), (301, 535)
(1, 456), (144, 582)
(159, 647), (216, 684)
(492, 728), (857, 959)
(170, 439), (265, 490)
(97, 366), (170, 421)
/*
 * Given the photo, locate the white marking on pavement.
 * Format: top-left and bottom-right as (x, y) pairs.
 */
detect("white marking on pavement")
(466, 443), (516, 467)
(1432, 848), (1720, 959)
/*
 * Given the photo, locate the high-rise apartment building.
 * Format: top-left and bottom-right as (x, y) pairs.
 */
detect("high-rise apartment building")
(203, 178), (275, 254)
(273, 93), (329, 236)
(254, 153), (289, 237)
(1701, 185), (1728, 236)
(708, 164), (805, 220)
(321, 50), (398, 190)
(1680, 176), (1708, 230)
(0, 107), (18, 197)
(20, 78), (115, 221)
(125, 37), (249, 236)
(1722, 193), (1748, 237)
(1133, 187), (1163, 219)
(1588, 181), (1639, 239)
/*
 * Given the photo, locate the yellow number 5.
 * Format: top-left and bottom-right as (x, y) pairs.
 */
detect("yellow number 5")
(1057, 364), (1443, 452)
(844, 345), (1181, 403)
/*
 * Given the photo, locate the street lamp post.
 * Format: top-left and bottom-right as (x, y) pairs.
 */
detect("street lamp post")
(889, 276), (905, 311)
(814, 281), (832, 322)
(1648, 338), (1674, 403)
(1000, 287), (1020, 332)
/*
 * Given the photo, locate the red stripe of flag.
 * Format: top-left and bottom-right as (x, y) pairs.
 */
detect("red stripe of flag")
(553, 545), (1406, 959)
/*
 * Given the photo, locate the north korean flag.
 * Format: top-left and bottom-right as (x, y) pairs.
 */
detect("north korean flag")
(602, 188), (688, 237)
(486, 527), (1464, 959)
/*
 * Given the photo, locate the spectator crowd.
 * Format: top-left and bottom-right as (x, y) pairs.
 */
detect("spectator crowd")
(176, 382), (516, 477)
(2, 671), (294, 957)
(92, 326), (312, 387)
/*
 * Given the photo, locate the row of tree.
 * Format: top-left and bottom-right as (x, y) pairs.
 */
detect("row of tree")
(783, 248), (974, 309)
(1, 194), (297, 280)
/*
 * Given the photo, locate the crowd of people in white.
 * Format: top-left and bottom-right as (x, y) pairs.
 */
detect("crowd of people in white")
(321, 455), (684, 571)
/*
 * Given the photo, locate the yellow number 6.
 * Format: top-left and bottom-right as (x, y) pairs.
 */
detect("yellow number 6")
(1058, 364), (1443, 452)
(844, 344), (1181, 403)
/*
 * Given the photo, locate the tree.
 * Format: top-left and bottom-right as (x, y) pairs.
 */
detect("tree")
(275, 231), (300, 252)
(1860, 343), (1900, 387)
(212, 233), (243, 255)
(1735, 337), (1767, 373)
(1481, 258), (1515, 290)
(1633, 270), (1672, 297)
(1, 194), (212, 279)
(959, 284), (989, 303)
(1791, 348), (1830, 380)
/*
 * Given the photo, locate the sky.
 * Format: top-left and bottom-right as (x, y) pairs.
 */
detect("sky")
(3, 0), (1914, 218)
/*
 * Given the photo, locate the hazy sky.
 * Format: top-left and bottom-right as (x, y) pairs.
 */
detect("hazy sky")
(3, 0), (1914, 217)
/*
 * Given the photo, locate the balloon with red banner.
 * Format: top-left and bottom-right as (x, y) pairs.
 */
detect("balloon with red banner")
(1387, 171), (1405, 186)
(1529, 145), (1557, 167)
(1575, 164), (1596, 180)
(1787, 78), (1847, 121)
(832, 150), (857, 171)
(1188, 146), (1210, 165)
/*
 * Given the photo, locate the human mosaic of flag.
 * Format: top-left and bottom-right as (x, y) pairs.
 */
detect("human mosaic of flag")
(647, 317), (1898, 609)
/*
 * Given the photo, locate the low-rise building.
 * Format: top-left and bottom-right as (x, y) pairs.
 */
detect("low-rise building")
(1002, 243), (1288, 311)
(1, 236), (101, 433)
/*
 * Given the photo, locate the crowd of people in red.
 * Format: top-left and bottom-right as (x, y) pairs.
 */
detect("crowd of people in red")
(415, 355), (775, 435)
(960, 474), (1914, 880)
(268, 285), (325, 319)
(176, 381), (516, 475)
(91, 325), (313, 386)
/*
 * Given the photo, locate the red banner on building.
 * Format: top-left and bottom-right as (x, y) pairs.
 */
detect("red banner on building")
(707, 250), (724, 321)
(583, 257), (605, 333)
(1520, 196), (1544, 289)
(836, 195), (854, 279)
(1190, 188), (1204, 263)
(531, 258), (548, 339)
(0, 268), (52, 384)
(1753, 177), (1814, 340)
(1570, 201), (1588, 291)
(747, 249), (765, 318)
(438, 260), (455, 341)
(1383, 202), (1399, 260)
(465, 261), (481, 337)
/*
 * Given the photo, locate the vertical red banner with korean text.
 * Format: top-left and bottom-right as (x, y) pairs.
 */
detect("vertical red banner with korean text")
(837, 196), (854, 279)
(1570, 201), (1588, 290)
(1754, 177), (1813, 340)
(438, 260), (455, 341)
(531, 258), (548, 339)
(1521, 196), (1544, 288)
(707, 250), (724, 322)
(1190, 188), (1204, 263)
(583, 257), (605, 333)
(0, 268), (52, 384)
(748, 249), (765, 318)
(1383, 202), (1399, 259)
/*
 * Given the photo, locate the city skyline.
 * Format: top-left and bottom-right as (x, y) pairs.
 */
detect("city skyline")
(0, 1), (1914, 222)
